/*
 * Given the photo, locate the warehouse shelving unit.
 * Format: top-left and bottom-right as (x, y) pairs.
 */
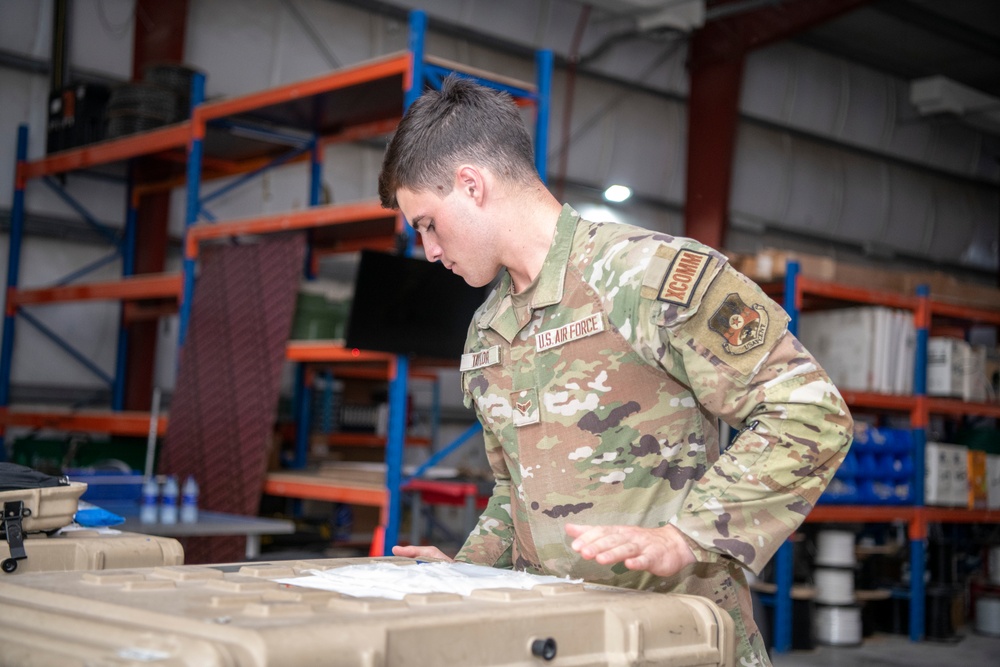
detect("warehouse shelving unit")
(1, 10), (552, 556)
(769, 261), (1000, 653)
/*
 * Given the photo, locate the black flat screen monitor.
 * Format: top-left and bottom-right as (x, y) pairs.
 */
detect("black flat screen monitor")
(344, 250), (489, 359)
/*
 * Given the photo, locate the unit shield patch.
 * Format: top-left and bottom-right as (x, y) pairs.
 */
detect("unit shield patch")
(708, 293), (769, 355)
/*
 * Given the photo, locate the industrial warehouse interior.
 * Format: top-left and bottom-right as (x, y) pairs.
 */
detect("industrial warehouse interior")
(0, 0), (998, 665)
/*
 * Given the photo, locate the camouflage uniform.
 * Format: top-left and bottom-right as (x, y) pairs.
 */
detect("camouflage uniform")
(455, 205), (853, 666)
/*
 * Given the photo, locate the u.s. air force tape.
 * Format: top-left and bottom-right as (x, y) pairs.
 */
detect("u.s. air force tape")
(535, 312), (604, 352)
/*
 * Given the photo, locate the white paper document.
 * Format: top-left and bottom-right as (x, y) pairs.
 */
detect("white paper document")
(276, 561), (581, 600)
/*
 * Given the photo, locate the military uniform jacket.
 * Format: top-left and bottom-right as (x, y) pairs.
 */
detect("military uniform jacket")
(456, 205), (852, 664)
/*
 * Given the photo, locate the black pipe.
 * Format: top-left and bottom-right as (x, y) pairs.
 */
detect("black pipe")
(51, 0), (69, 91)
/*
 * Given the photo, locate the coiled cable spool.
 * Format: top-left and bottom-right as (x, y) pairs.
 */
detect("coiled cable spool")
(816, 530), (856, 567)
(815, 604), (862, 646)
(814, 567), (855, 605)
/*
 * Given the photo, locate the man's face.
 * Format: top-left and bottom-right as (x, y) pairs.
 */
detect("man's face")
(396, 186), (498, 288)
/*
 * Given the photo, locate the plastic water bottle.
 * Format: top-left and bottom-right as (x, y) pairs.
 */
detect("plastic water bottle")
(180, 476), (199, 524)
(140, 478), (159, 524)
(160, 475), (179, 524)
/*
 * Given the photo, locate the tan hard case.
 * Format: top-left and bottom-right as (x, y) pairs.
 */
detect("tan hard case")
(0, 556), (735, 667)
(0, 529), (183, 575)
(0, 481), (87, 532)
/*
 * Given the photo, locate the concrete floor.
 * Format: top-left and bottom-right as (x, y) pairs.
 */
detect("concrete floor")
(771, 632), (1000, 666)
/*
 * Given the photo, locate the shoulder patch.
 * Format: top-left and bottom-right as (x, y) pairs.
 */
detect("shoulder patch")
(684, 265), (789, 379)
(657, 249), (711, 307)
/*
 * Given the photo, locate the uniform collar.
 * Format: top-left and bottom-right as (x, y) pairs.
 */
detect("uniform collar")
(477, 204), (580, 340)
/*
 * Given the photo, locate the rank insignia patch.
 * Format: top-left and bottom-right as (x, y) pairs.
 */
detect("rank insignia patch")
(708, 293), (769, 355)
(511, 388), (540, 427)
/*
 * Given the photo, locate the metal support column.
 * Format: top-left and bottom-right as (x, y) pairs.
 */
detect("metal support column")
(534, 49), (553, 183)
(684, 0), (874, 249)
(771, 260), (802, 653)
(0, 125), (29, 458)
(179, 72), (207, 349)
(113, 186), (139, 411)
(909, 283), (931, 641)
(379, 8), (429, 554)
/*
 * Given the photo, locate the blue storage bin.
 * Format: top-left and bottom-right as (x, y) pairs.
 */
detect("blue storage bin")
(820, 425), (914, 505)
(65, 469), (144, 503)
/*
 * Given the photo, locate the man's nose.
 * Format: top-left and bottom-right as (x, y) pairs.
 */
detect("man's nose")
(423, 239), (443, 262)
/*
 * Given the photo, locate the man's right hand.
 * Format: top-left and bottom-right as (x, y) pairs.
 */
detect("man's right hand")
(391, 545), (454, 562)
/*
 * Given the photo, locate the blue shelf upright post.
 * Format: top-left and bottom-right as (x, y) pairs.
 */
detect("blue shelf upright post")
(179, 71), (207, 349)
(534, 49), (553, 183)
(113, 181), (139, 411)
(770, 260), (801, 654)
(290, 137), (325, 470)
(379, 8), (429, 555)
(910, 283), (930, 642)
(0, 125), (30, 459)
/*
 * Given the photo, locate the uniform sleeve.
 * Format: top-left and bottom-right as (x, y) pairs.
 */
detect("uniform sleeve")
(454, 413), (515, 569)
(651, 261), (853, 575)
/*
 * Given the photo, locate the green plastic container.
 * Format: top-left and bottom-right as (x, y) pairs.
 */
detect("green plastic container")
(290, 291), (350, 341)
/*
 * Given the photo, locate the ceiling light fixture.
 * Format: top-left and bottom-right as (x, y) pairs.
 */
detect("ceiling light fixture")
(603, 184), (632, 203)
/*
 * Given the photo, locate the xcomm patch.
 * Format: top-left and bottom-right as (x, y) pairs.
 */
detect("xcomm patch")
(658, 249), (711, 307)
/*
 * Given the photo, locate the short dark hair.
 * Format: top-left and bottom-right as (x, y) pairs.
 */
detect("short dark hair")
(378, 74), (538, 209)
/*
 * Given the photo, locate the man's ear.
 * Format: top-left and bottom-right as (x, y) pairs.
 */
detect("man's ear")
(456, 165), (486, 205)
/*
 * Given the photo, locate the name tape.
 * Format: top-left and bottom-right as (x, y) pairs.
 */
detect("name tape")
(460, 345), (501, 372)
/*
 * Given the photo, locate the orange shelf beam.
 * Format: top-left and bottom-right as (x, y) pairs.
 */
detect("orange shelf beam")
(840, 391), (918, 412)
(263, 472), (387, 506)
(927, 397), (1000, 419)
(21, 123), (190, 180)
(199, 52), (411, 121)
(186, 201), (393, 257)
(12, 273), (182, 306)
(329, 367), (439, 382)
(0, 408), (167, 437)
(286, 342), (395, 363)
(321, 118), (401, 146)
(806, 505), (916, 524)
(324, 433), (431, 448)
(930, 300), (1000, 326)
(797, 276), (920, 310)
(919, 507), (1000, 524)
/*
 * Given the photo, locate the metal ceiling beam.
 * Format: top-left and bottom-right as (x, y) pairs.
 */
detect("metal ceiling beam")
(684, 0), (872, 250)
(873, 0), (1000, 60)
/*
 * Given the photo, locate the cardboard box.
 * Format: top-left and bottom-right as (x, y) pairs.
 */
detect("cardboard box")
(903, 271), (1000, 311)
(987, 455), (1000, 510)
(963, 345), (989, 403)
(927, 337), (967, 399)
(949, 444), (970, 507)
(738, 248), (837, 283)
(968, 450), (988, 510)
(925, 442), (954, 507)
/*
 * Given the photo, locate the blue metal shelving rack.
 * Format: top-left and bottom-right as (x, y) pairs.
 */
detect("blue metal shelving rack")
(2, 10), (552, 557)
(773, 260), (933, 651)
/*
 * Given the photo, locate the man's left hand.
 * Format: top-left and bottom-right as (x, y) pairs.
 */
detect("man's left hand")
(565, 523), (696, 577)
